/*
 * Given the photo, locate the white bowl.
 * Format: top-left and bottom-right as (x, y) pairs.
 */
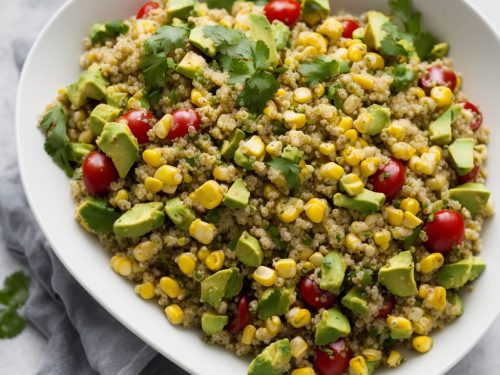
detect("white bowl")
(16, 0), (500, 374)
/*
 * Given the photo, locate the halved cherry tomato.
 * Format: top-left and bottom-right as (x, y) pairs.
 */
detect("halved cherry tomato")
(137, 1), (160, 19)
(264, 0), (301, 27)
(458, 101), (483, 131)
(168, 109), (201, 140)
(82, 151), (119, 196)
(227, 295), (250, 333)
(299, 275), (336, 310)
(377, 296), (396, 318)
(315, 339), (353, 375)
(119, 110), (156, 144)
(341, 19), (359, 39)
(370, 158), (406, 201)
(424, 209), (465, 254)
(458, 165), (480, 184)
(419, 66), (457, 93)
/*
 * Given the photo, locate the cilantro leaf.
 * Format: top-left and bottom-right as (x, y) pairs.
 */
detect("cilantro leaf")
(0, 272), (29, 308)
(390, 64), (415, 93)
(239, 71), (280, 113)
(267, 157), (301, 191)
(327, 82), (344, 110)
(298, 57), (342, 84)
(144, 25), (189, 55)
(90, 20), (129, 44)
(254, 41), (270, 71)
(379, 23), (411, 57)
(414, 32), (438, 61)
(221, 56), (256, 84)
(0, 308), (26, 339)
(205, 0), (238, 12)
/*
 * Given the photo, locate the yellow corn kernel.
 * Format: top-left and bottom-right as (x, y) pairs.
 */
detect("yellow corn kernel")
(412, 336), (433, 354)
(431, 86), (453, 107)
(319, 142), (336, 156)
(346, 233), (362, 251)
(242, 135), (266, 159)
(344, 129), (359, 144)
(115, 189), (129, 202)
(418, 284), (431, 299)
(428, 145), (443, 161)
(263, 183), (279, 200)
(290, 336), (309, 360)
(133, 241), (158, 262)
(165, 304), (184, 325)
(340, 173), (365, 196)
(419, 253), (444, 274)
(301, 261), (315, 272)
(110, 255), (132, 277)
(353, 112), (372, 134)
(266, 316), (282, 336)
(297, 32), (328, 54)
(143, 149), (163, 167)
(426, 286), (447, 312)
(283, 111), (307, 129)
(189, 219), (216, 245)
(159, 276), (181, 298)
(317, 17), (343, 42)
(373, 230), (391, 250)
(391, 142), (416, 161)
(410, 87), (426, 99)
(205, 250), (225, 271)
(276, 198), (304, 224)
(350, 356), (368, 375)
(264, 101), (277, 117)
(400, 198), (420, 215)
(342, 146), (365, 166)
(353, 74), (375, 90)
(339, 116), (353, 131)
(348, 44), (366, 62)
(253, 266), (277, 287)
(153, 114), (172, 139)
(387, 316), (413, 337)
(386, 350), (402, 367)
(291, 368), (315, 375)
(127, 97), (141, 110)
(155, 165), (182, 186)
(135, 282), (156, 300)
(362, 349), (382, 362)
(364, 52), (385, 70)
(360, 157), (380, 177)
(255, 327), (272, 342)
(177, 252), (197, 276)
(304, 198), (328, 223)
(144, 177), (163, 193)
(426, 175), (447, 190)
(420, 152), (439, 175)
(191, 88), (208, 107)
(386, 123), (406, 140)
(177, 237), (189, 246)
(294, 87), (313, 104)
(191, 180), (223, 210)
(314, 84), (325, 98)
(265, 141), (282, 158)
(275, 258), (298, 279)
(414, 314), (433, 335)
(385, 206), (404, 226)
(288, 307), (311, 328)
(212, 166), (230, 182)
(275, 88), (287, 98)
(241, 325), (256, 345)
(197, 247), (210, 262)
(403, 211), (423, 229)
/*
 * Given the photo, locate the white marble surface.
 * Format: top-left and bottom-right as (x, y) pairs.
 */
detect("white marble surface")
(0, 0), (499, 374)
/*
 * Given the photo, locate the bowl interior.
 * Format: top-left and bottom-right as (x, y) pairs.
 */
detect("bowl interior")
(16, 0), (500, 374)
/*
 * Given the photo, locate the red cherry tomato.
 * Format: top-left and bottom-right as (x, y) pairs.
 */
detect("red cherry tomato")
(370, 158), (406, 201)
(341, 19), (360, 39)
(458, 165), (480, 184)
(82, 151), (119, 196)
(424, 209), (465, 254)
(299, 275), (336, 310)
(419, 66), (457, 93)
(315, 339), (353, 375)
(264, 0), (301, 27)
(168, 109), (201, 140)
(119, 110), (156, 144)
(377, 296), (396, 318)
(137, 1), (160, 19)
(227, 295), (250, 333)
(459, 101), (483, 131)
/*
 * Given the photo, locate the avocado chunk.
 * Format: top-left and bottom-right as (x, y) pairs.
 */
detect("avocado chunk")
(69, 143), (95, 164)
(256, 288), (293, 320)
(430, 42), (449, 59)
(469, 256), (486, 281)
(282, 145), (303, 164)
(436, 257), (473, 289)
(201, 312), (228, 335)
(314, 307), (351, 345)
(367, 361), (379, 375)
(164, 197), (196, 231)
(447, 292), (464, 317)
(378, 251), (417, 297)
(76, 198), (121, 234)
(429, 104), (462, 145)
(364, 11), (390, 50)
(449, 138), (475, 176)
(67, 65), (109, 108)
(333, 190), (386, 213)
(223, 179), (250, 209)
(167, 0), (195, 20)
(235, 231), (263, 267)
(366, 104), (391, 136)
(221, 129), (246, 160)
(190, 26), (217, 57)
(113, 202), (164, 238)
(301, 0), (331, 26)
(89, 104), (121, 135)
(106, 88), (129, 108)
(175, 51), (207, 80)
(200, 268), (243, 309)
(247, 339), (291, 375)
(271, 20), (291, 50)
(234, 148), (255, 170)
(248, 14), (279, 68)
(449, 183), (491, 214)
(97, 122), (139, 178)
(341, 286), (369, 315)
(319, 252), (346, 295)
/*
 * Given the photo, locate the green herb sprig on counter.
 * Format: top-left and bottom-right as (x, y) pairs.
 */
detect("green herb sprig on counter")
(0, 272), (30, 339)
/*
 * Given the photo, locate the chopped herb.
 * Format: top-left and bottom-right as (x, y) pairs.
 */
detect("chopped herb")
(90, 20), (129, 44)
(205, 208), (221, 224)
(379, 23), (411, 58)
(271, 120), (287, 135)
(403, 227), (422, 250)
(168, 88), (178, 105)
(185, 156), (199, 167)
(327, 82), (344, 110)
(239, 71), (280, 113)
(359, 269), (373, 288)
(267, 157), (301, 191)
(368, 326), (378, 338)
(302, 235), (313, 247)
(390, 64), (416, 93)
(269, 225), (288, 253)
(298, 57), (349, 85)
(0, 271), (30, 339)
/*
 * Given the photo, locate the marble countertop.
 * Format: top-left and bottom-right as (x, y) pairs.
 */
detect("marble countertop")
(0, 0), (499, 374)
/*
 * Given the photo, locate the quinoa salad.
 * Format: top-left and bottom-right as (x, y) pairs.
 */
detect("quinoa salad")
(38, 0), (493, 374)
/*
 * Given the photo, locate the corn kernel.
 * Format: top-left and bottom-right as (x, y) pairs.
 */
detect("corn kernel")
(386, 123), (406, 140)
(115, 189), (129, 202)
(276, 198), (304, 223)
(144, 177), (163, 193)
(418, 284), (431, 299)
(290, 336), (309, 360)
(320, 162), (345, 181)
(143, 149), (163, 167)
(385, 206), (404, 226)
(155, 165), (182, 186)
(133, 241), (158, 262)
(391, 142), (416, 161)
(205, 250), (225, 271)
(319, 142), (336, 156)
(191, 88), (208, 107)
(339, 116), (353, 131)
(283, 111), (307, 129)
(294, 87), (313, 104)
(263, 184), (279, 200)
(386, 350), (402, 367)
(400, 198), (420, 215)
(275, 258), (298, 279)
(348, 44), (366, 62)
(342, 146), (365, 166)
(346, 233), (362, 251)
(154, 114), (172, 139)
(177, 252), (197, 276)
(266, 141), (283, 157)
(304, 198), (328, 223)
(110, 255), (132, 277)
(340, 173), (365, 196)
(353, 74), (375, 90)
(353, 112), (372, 134)
(387, 315), (413, 338)
(301, 261), (315, 272)
(177, 237), (189, 246)
(255, 327), (271, 341)
(314, 84), (325, 98)
(350, 356), (368, 375)
(362, 349), (382, 362)
(159, 276), (181, 298)
(414, 314), (433, 335)
(191, 180), (223, 209)
(317, 18), (343, 42)
(309, 252), (324, 267)
(212, 166), (231, 182)
(189, 219), (216, 245)
(291, 368), (315, 375)
(360, 157), (379, 177)
(241, 135), (266, 160)
(373, 230), (391, 250)
(288, 307), (311, 328)
(197, 247), (210, 262)
(431, 86), (453, 107)
(402, 210), (423, 228)
(365, 52), (385, 70)
(412, 336), (433, 353)
(426, 286), (447, 312)
(344, 129), (359, 144)
(165, 304), (184, 325)
(411, 87), (426, 98)
(266, 316), (282, 335)
(264, 101), (277, 117)
(241, 325), (256, 345)
(419, 253), (444, 274)
(253, 266), (277, 287)
(135, 282), (156, 300)
(297, 32), (328, 54)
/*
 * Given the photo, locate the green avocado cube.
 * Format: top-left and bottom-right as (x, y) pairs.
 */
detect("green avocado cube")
(333, 190), (386, 213)
(106, 88), (129, 108)
(378, 251), (417, 297)
(282, 145), (303, 164)
(89, 104), (122, 135)
(176, 51), (207, 80)
(164, 198), (196, 231)
(271, 20), (291, 50)
(234, 148), (255, 170)
(190, 26), (217, 57)
(341, 286), (369, 315)
(113, 202), (164, 238)
(469, 256), (486, 281)
(364, 11), (390, 50)
(301, 0), (330, 25)
(448, 138), (475, 176)
(223, 179), (250, 209)
(247, 339), (291, 375)
(201, 312), (228, 335)
(235, 231), (263, 267)
(256, 288), (293, 320)
(221, 129), (246, 160)
(314, 307), (351, 345)
(436, 257), (473, 289)
(200, 268), (243, 309)
(76, 198), (121, 234)
(319, 251), (346, 295)
(366, 104), (391, 135)
(167, 0), (195, 20)
(429, 104), (462, 145)
(69, 143), (95, 164)
(446, 292), (464, 317)
(248, 14), (279, 68)
(430, 42), (450, 59)
(449, 183), (491, 214)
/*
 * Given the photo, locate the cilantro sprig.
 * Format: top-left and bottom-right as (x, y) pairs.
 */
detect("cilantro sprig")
(0, 272), (30, 339)
(267, 157), (301, 191)
(298, 57), (350, 85)
(90, 21), (129, 44)
(390, 64), (415, 93)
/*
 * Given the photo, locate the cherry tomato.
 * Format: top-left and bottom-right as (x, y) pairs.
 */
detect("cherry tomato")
(377, 296), (396, 318)
(341, 19), (360, 39)
(458, 165), (480, 184)
(264, 0), (301, 27)
(227, 295), (250, 333)
(168, 109), (201, 140)
(299, 275), (336, 310)
(419, 66), (457, 93)
(315, 339), (353, 375)
(370, 158), (406, 201)
(137, 1), (160, 19)
(119, 110), (156, 144)
(82, 151), (119, 196)
(459, 101), (483, 131)
(424, 209), (465, 254)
